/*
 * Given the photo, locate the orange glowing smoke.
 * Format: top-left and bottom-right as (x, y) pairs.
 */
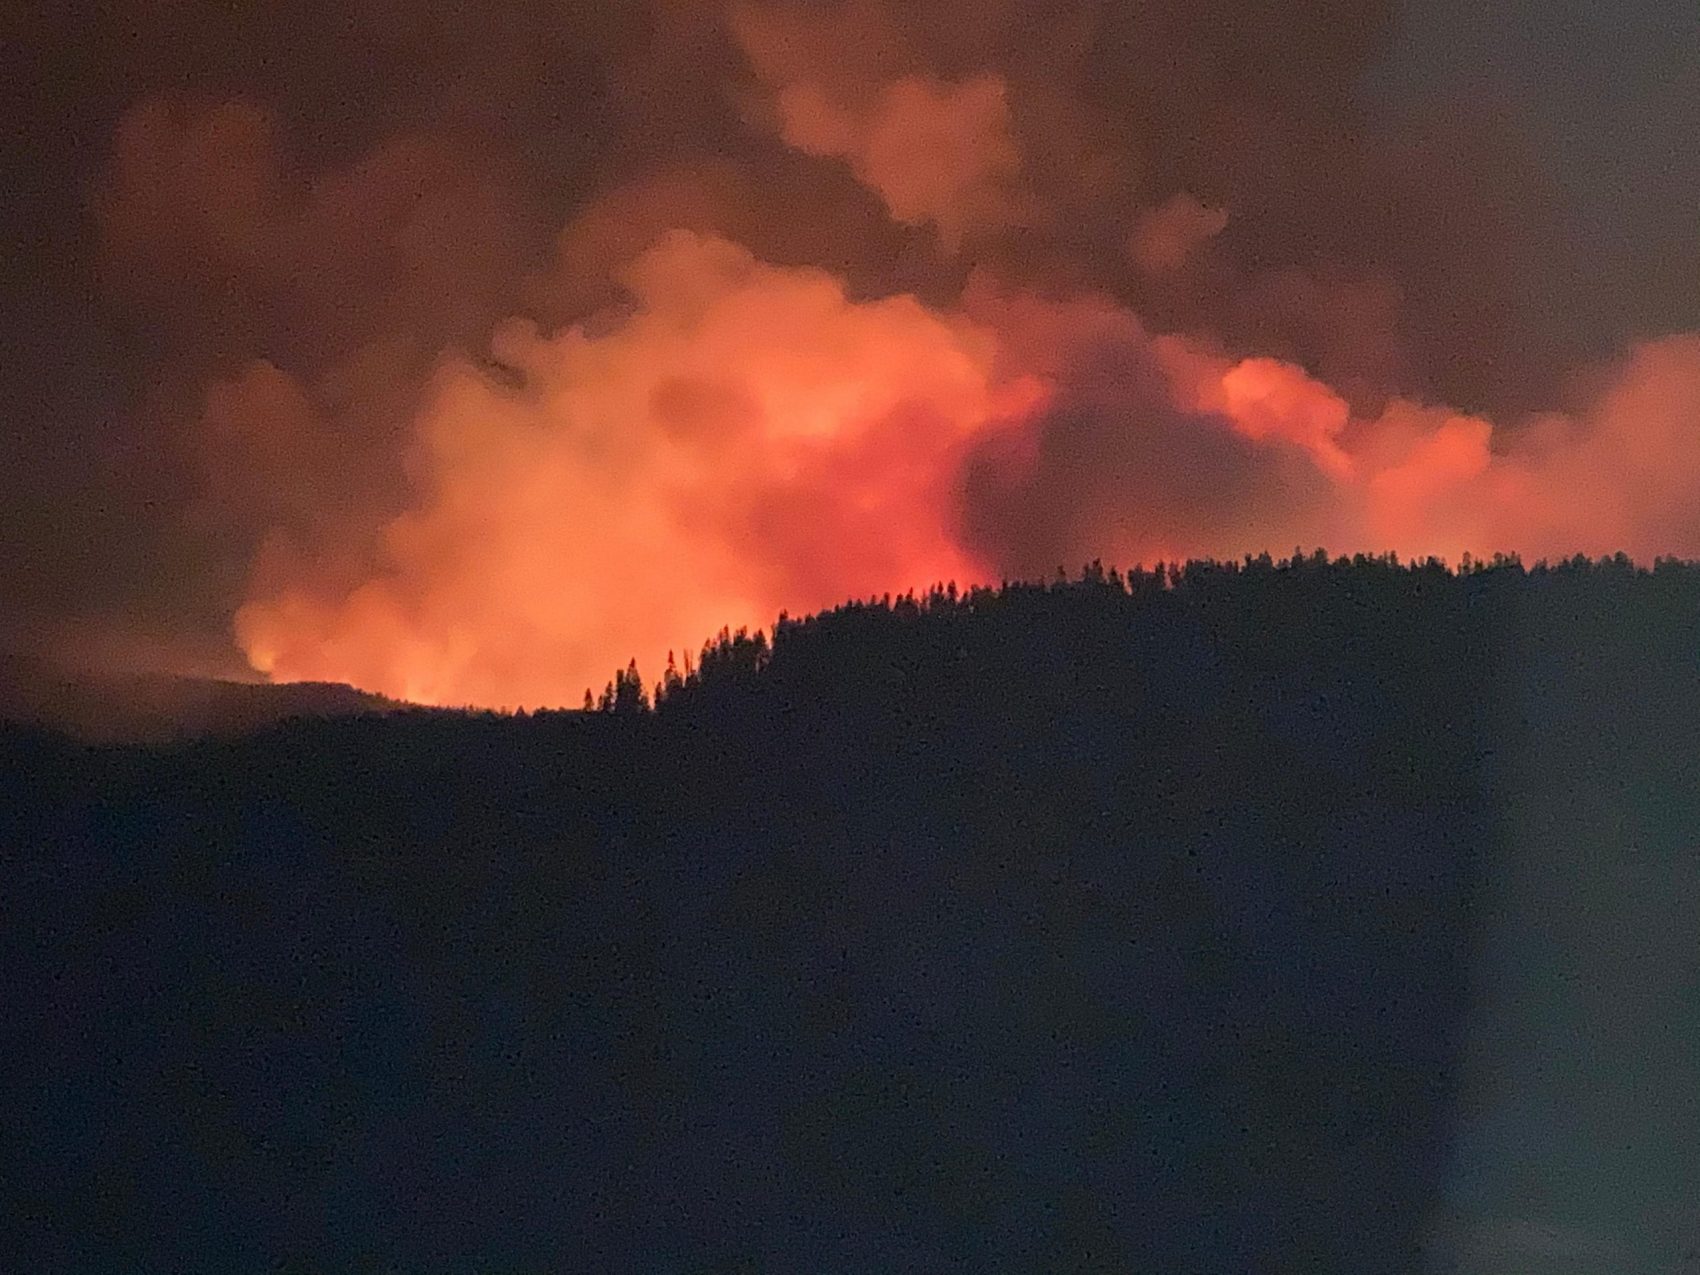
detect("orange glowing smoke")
(79, 4), (1700, 710)
(236, 232), (1038, 706)
(730, 0), (1025, 250)
(232, 218), (1700, 708)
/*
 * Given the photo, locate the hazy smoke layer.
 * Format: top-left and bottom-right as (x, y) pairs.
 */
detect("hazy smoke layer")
(19, 0), (1700, 699)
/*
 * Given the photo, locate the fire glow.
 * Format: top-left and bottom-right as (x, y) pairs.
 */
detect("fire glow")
(105, 1), (1698, 708)
(234, 227), (1700, 706)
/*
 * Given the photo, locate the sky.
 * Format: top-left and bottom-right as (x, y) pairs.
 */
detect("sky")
(1380, 0), (1700, 349)
(4, 0), (1700, 702)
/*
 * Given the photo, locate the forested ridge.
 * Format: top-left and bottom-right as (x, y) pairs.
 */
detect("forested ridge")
(5, 552), (1699, 1272)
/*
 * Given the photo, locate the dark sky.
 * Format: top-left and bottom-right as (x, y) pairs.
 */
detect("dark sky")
(1380, 0), (1700, 345)
(3, 0), (1698, 678)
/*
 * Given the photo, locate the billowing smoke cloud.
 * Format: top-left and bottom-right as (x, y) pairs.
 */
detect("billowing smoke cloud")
(732, 1), (1024, 250)
(80, 89), (547, 671)
(234, 229), (1700, 705)
(14, 0), (1700, 700)
(236, 232), (1023, 705)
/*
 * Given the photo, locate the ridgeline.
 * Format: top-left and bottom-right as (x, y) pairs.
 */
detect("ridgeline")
(6, 552), (1698, 1271)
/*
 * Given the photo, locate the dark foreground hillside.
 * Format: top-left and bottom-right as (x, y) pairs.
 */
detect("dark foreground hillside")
(4, 554), (1699, 1273)
(0, 657), (406, 743)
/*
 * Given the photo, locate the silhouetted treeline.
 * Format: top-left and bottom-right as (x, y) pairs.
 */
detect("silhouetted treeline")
(5, 552), (1700, 1272)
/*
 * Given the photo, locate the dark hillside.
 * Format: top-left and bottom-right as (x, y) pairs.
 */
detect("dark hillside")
(0, 657), (407, 743)
(4, 553), (1698, 1272)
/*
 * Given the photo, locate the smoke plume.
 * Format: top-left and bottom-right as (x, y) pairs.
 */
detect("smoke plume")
(15, 0), (1700, 702)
